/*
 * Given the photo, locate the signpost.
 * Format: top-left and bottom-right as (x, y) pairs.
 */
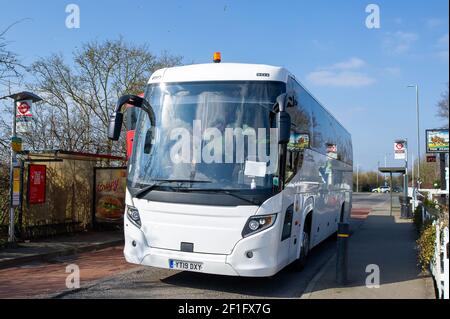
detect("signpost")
(0, 92), (42, 245)
(394, 139), (408, 200)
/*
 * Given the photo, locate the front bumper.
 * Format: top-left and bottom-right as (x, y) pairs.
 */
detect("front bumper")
(124, 216), (282, 277)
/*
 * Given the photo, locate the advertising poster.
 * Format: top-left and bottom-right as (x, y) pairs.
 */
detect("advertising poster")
(94, 168), (127, 223)
(426, 129), (449, 153)
(28, 165), (46, 205)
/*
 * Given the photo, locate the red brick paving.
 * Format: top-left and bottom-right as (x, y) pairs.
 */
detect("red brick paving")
(351, 208), (371, 219)
(0, 246), (137, 299)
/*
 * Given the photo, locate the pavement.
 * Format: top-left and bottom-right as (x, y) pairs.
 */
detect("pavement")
(301, 194), (436, 299)
(0, 231), (124, 270)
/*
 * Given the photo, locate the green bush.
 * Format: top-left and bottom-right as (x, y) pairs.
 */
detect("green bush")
(417, 222), (436, 271)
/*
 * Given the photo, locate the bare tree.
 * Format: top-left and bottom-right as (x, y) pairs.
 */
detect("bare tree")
(0, 22), (27, 163)
(0, 22), (27, 87)
(23, 38), (182, 156)
(437, 83), (449, 128)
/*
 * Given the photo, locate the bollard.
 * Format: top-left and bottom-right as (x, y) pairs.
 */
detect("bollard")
(336, 222), (350, 285)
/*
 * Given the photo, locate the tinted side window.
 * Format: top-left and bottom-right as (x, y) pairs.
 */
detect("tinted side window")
(288, 78), (313, 134)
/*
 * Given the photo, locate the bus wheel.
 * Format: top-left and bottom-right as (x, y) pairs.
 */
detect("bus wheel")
(293, 230), (310, 271)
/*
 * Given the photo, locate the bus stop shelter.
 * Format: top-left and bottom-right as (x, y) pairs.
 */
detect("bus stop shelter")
(378, 167), (410, 217)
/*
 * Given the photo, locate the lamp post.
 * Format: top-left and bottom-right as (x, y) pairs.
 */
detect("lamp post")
(1, 91), (42, 245)
(377, 161), (380, 187)
(384, 153), (391, 185)
(356, 163), (360, 193)
(408, 84), (420, 189)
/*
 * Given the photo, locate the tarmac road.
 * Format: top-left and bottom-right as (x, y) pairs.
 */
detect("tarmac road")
(55, 193), (390, 299)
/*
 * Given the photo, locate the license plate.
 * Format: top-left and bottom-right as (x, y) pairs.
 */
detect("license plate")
(169, 259), (203, 272)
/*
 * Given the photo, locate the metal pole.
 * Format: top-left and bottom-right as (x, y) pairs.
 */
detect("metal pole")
(384, 154), (388, 185)
(440, 153), (446, 191)
(416, 85), (420, 187)
(336, 222), (349, 285)
(377, 161), (380, 187)
(390, 172), (393, 217)
(356, 164), (359, 193)
(412, 154), (414, 191)
(404, 139), (408, 199)
(9, 99), (17, 243)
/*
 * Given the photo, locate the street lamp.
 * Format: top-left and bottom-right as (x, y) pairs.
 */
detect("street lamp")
(1, 91), (42, 245)
(408, 84), (420, 189)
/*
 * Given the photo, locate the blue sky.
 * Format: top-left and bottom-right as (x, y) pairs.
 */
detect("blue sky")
(0, 0), (448, 171)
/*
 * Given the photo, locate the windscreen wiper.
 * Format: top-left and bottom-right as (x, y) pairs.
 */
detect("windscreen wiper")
(183, 188), (261, 206)
(134, 179), (211, 199)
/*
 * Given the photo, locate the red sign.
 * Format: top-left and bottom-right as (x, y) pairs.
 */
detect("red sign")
(16, 100), (33, 118)
(28, 165), (46, 204)
(18, 102), (30, 115)
(426, 155), (437, 163)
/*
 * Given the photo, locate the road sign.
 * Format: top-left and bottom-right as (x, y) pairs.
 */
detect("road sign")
(16, 100), (32, 118)
(16, 99), (33, 135)
(394, 141), (406, 160)
(426, 155), (437, 163)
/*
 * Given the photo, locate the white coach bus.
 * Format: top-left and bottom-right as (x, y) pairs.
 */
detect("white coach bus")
(108, 56), (353, 277)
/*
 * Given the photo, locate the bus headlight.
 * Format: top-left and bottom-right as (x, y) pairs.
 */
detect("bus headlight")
(127, 206), (141, 228)
(242, 214), (277, 237)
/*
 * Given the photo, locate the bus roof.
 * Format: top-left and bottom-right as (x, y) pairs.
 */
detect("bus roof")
(148, 63), (290, 84)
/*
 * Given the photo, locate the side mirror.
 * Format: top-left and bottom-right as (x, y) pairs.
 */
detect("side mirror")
(277, 111), (291, 144)
(274, 93), (294, 144)
(108, 112), (124, 141)
(107, 94), (155, 141)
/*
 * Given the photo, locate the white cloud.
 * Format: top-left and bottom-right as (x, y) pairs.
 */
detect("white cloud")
(383, 31), (419, 55)
(330, 57), (366, 70)
(384, 67), (401, 77)
(307, 71), (375, 88)
(306, 58), (375, 88)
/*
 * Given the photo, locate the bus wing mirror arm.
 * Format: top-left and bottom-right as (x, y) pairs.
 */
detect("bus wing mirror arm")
(108, 94), (156, 141)
(274, 93), (292, 144)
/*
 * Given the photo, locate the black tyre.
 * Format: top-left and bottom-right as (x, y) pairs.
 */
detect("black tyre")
(293, 229), (310, 271)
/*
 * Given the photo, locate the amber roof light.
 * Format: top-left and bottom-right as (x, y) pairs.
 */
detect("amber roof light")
(213, 52), (221, 63)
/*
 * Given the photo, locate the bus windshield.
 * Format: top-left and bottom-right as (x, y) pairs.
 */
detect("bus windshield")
(127, 81), (285, 192)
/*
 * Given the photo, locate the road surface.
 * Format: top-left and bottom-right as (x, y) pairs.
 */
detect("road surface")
(0, 193), (389, 299)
